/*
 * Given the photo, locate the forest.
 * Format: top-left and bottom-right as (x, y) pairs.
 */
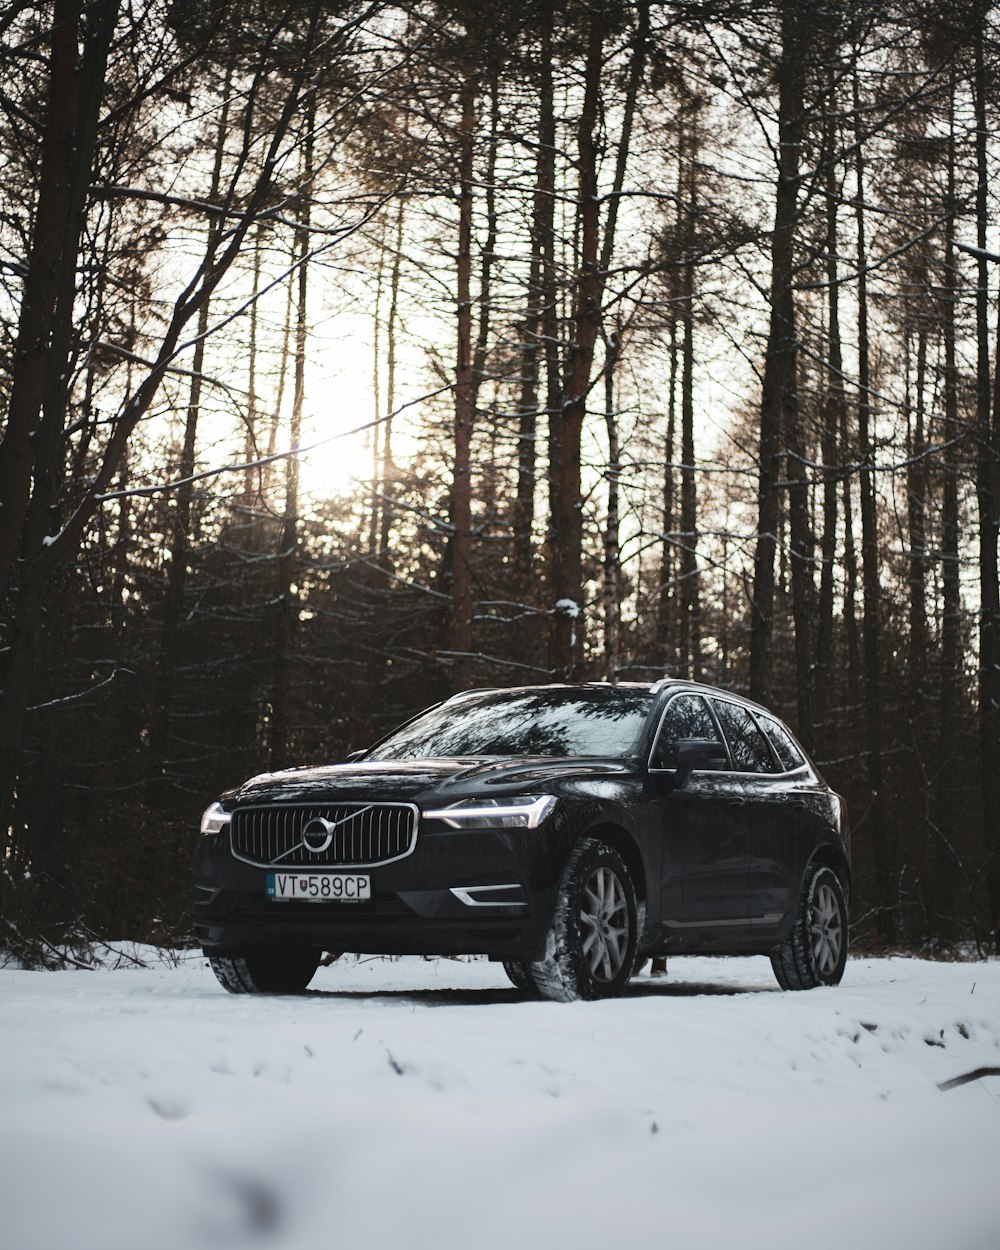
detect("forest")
(0, 0), (998, 963)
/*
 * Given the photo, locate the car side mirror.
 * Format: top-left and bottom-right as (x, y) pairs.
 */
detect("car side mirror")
(672, 738), (728, 789)
(345, 749), (366, 762)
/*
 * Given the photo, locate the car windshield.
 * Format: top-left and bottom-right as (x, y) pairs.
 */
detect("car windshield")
(367, 687), (654, 760)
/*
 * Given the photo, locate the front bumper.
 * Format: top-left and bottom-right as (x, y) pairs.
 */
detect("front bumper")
(192, 819), (568, 960)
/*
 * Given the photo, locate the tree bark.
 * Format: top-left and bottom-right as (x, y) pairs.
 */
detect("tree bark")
(512, 19), (555, 597)
(548, 12), (605, 677)
(658, 299), (679, 669)
(816, 116), (844, 734)
(750, 0), (804, 708)
(271, 102), (314, 767)
(678, 247), (699, 680)
(548, 3), (646, 676)
(379, 197), (406, 571)
(907, 322), (929, 702)
(148, 72), (233, 778)
(854, 70), (893, 944)
(448, 65), (478, 691)
(972, 20), (1000, 943)
(244, 228), (263, 507)
(368, 214), (387, 558)
(0, 0), (119, 608)
(602, 329), (622, 682)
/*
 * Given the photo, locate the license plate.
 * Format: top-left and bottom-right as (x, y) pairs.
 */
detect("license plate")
(267, 872), (371, 903)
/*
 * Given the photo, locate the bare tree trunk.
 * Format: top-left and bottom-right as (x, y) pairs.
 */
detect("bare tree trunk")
(0, 0), (119, 608)
(379, 198), (406, 571)
(512, 270), (541, 595)
(244, 227), (262, 507)
(785, 348), (817, 749)
(472, 70), (499, 410)
(539, 3), (562, 641)
(816, 119), (844, 733)
(266, 251), (296, 478)
(111, 300), (137, 642)
(973, 24), (1000, 943)
(271, 103), (314, 767)
(548, 12), (605, 676)
(678, 250), (699, 679)
(658, 307), (678, 669)
(841, 409), (861, 711)
(928, 84), (963, 940)
(750, 0), (803, 708)
(907, 322), (929, 700)
(512, 22), (555, 596)
(148, 72), (232, 777)
(448, 66), (478, 691)
(987, 285), (1000, 946)
(0, 0), (120, 851)
(369, 216), (387, 558)
(549, 2), (647, 676)
(602, 329), (622, 682)
(854, 72), (893, 944)
(782, 79), (818, 747)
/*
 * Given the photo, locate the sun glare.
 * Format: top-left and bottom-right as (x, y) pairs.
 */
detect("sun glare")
(295, 317), (428, 504)
(298, 346), (379, 500)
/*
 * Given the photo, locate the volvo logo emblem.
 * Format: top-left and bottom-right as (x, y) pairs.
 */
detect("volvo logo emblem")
(302, 816), (336, 855)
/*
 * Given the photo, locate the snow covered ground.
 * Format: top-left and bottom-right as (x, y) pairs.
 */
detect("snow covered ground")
(2, 953), (998, 1250)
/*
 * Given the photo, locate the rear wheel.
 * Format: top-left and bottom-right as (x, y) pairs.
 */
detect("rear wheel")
(527, 838), (638, 1002)
(771, 865), (848, 990)
(207, 944), (323, 994)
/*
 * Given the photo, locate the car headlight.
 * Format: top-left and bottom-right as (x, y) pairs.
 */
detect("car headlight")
(423, 794), (557, 830)
(200, 801), (231, 836)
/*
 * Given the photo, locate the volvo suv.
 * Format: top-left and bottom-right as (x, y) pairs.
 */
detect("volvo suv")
(193, 681), (850, 1001)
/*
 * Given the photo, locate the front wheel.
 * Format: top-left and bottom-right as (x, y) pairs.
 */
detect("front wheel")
(771, 865), (848, 990)
(502, 960), (539, 996)
(527, 838), (638, 1002)
(207, 944), (323, 994)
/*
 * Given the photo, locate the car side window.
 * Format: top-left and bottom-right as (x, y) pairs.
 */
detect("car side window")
(650, 694), (719, 769)
(756, 712), (806, 772)
(709, 699), (779, 774)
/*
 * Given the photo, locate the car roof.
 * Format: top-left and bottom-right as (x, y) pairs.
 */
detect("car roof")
(453, 679), (778, 719)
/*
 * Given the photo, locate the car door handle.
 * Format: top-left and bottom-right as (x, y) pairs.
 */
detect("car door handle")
(725, 796), (747, 808)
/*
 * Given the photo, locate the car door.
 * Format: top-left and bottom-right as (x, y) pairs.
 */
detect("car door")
(748, 710), (840, 922)
(648, 692), (753, 933)
(709, 698), (793, 927)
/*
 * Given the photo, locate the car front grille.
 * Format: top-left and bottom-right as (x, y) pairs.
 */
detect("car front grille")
(230, 803), (418, 867)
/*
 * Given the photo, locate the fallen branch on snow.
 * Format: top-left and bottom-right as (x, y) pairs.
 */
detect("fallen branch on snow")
(937, 1067), (1000, 1092)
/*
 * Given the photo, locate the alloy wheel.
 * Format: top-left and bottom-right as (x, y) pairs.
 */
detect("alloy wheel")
(810, 881), (843, 976)
(579, 866), (630, 982)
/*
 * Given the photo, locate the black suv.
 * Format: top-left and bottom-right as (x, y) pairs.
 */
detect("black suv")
(193, 681), (850, 1001)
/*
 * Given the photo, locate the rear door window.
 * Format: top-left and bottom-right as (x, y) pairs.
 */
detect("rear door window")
(709, 699), (779, 774)
(755, 712), (806, 772)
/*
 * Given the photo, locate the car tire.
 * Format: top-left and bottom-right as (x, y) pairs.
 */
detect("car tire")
(527, 838), (638, 1003)
(502, 960), (539, 996)
(207, 944), (323, 994)
(771, 864), (848, 990)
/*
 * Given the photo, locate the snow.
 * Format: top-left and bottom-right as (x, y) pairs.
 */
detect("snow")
(1, 953), (998, 1250)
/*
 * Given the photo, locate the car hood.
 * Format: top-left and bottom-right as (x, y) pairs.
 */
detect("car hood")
(230, 756), (630, 806)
